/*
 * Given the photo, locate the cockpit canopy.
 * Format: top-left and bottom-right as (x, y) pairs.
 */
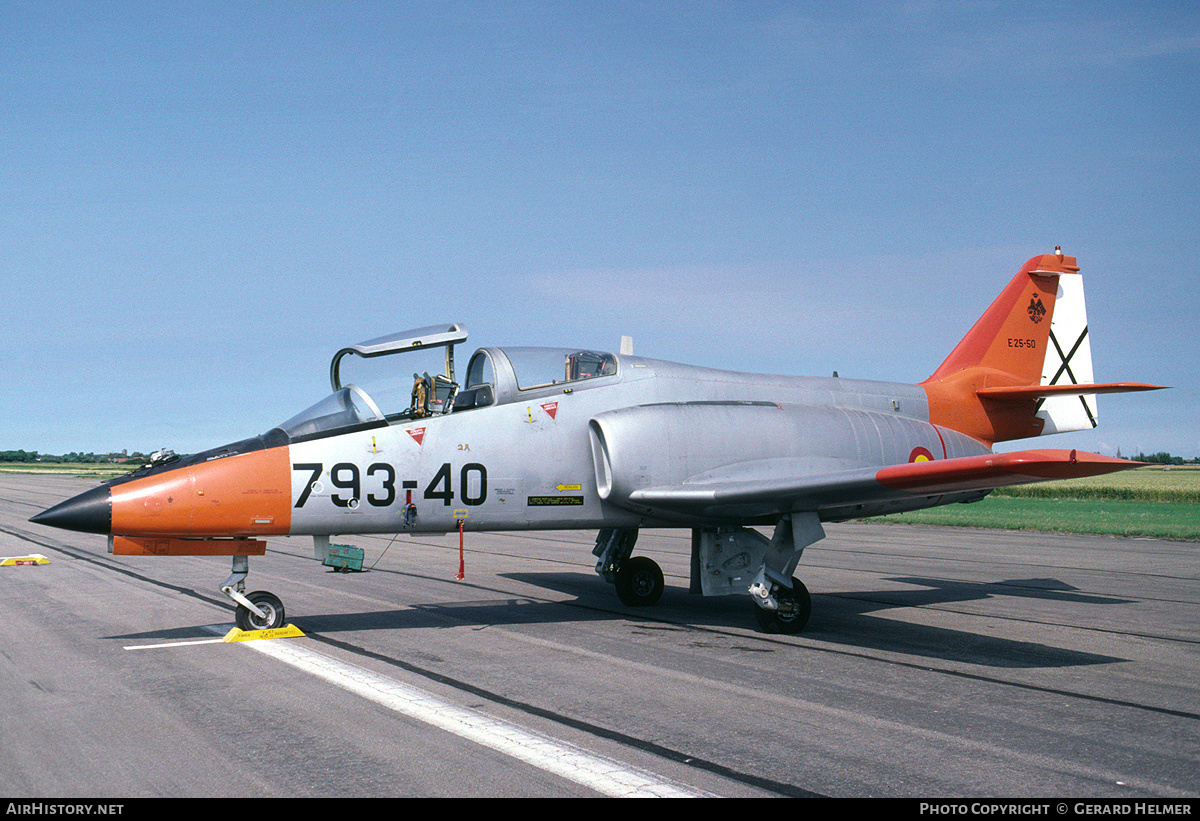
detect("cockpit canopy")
(277, 385), (385, 440)
(467, 347), (616, 392)
(274, 324), (619, 442)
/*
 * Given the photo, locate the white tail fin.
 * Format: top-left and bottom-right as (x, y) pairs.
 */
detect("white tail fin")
(1036, 268), (1097, 434)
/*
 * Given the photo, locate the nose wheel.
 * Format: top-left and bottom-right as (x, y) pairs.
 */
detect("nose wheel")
(221, 555), (287, 631)
(234, 590), (286, 631)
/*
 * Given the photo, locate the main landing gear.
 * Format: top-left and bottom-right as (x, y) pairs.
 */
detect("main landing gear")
(749, 576), (811, 634)
(744, 513), (823, 634)
(594, 529), (665, 607)
(221, 555), (287, 631)
(614, 556), (665, 607)
(596, 514), (824, 634)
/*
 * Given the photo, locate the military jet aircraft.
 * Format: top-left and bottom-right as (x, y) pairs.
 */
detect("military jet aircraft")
(32, 250), (1162, 633)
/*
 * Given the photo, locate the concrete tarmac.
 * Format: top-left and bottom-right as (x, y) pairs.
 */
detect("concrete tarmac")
(2, 473), (1197, 798)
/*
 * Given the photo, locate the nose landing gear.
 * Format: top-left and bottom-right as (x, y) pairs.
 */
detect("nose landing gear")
(221, 555), (287, 631)
(235, 590), (286, 631)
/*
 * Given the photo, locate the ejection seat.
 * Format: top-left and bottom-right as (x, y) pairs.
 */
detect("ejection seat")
(410, 372), (458, 418)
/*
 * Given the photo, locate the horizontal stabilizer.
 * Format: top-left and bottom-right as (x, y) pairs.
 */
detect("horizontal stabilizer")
(976, 382), (1167, 401)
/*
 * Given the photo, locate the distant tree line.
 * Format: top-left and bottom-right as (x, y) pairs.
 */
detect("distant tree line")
(1133, 451), (1199, 466)
(1, 450), (149, 464)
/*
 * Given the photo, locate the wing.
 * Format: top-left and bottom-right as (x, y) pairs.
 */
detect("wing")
(624, 449), (1140, 520)
(873, 448), (1138, 493)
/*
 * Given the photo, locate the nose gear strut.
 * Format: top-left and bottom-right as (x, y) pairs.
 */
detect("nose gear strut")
(220, 555), (286, 631)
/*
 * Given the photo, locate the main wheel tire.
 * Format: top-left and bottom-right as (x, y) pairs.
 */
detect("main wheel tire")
(753, 577), (811, 634)
(614, 556), (664, 607)
(235, 590), (286, 631)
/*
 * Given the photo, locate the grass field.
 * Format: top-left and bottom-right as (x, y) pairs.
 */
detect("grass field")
(0, 462), (138, 478)
(869, 466), (1200, 540)
(992, 465), (1200, 503)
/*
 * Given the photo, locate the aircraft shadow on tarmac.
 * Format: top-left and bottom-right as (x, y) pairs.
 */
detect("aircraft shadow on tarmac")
(108, 571), (1128, 669)
(108, 624), (233, 643)
(491, 570), (1129, 670)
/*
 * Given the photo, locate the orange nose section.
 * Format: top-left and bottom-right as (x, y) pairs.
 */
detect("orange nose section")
(111, 446), (292, 537)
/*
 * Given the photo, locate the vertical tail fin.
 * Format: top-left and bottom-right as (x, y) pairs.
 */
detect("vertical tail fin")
(921, 250), (1160, 445)
(1034, 267), (1097, 435)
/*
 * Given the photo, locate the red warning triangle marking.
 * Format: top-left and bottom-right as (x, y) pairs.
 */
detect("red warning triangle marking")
(541, 402), (558, 420)
(407, 427), (425, 445)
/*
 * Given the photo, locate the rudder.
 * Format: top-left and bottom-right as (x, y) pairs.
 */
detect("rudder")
(1035, 269), (1097, 434)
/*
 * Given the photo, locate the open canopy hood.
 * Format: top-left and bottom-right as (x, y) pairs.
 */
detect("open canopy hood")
(329, 323), (468, 391)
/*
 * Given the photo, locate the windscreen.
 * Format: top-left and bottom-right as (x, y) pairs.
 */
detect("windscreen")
(276, 386), (385, 440)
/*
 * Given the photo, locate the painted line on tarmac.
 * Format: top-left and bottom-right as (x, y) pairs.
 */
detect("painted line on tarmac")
(124, 638), (226, 650)
(239, 631), (712, 797)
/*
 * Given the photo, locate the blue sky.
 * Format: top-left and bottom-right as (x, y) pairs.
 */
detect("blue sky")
(4, 1), (1197, 457)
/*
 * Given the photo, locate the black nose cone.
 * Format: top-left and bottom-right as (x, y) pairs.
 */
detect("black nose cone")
(30, 485), (111, 535)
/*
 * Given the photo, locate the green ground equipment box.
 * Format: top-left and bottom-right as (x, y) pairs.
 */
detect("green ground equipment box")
(323, 544), (364, 572)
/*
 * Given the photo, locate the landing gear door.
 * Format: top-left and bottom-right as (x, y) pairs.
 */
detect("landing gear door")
(691, 527), (772, 597)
